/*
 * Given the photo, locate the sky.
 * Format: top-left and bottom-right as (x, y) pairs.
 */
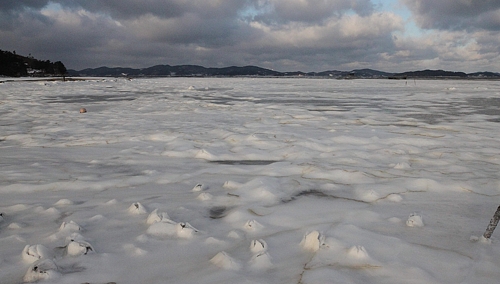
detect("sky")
(1, 0), (499, 73)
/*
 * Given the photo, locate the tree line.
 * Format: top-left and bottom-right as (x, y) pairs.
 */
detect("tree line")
(0, 49), (67, 77)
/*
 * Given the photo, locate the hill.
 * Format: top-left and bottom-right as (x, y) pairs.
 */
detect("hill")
(0, 49), (67, 77)
(68, 65), (500, 79)
(392, 69), (467, 79)
(70, 65), (282, 77)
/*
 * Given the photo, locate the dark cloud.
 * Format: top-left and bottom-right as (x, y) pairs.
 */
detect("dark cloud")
(402, 0), (500, 31)
(0, 0), (50, 11)
(57, 0), (249, 20)
(0, 1), (499, 72)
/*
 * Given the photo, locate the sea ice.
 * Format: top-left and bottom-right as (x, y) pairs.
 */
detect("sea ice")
(2, 78), (500, 284)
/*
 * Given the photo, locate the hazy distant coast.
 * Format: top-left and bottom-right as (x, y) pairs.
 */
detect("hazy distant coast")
(68, 65), (500, 79)
(2, 49), (499, 80)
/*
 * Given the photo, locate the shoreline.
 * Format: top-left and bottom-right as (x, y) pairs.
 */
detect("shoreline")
(2, 76), (500, 83)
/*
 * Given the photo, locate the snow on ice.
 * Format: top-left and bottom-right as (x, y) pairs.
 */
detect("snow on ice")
(1, 77), (500, 283)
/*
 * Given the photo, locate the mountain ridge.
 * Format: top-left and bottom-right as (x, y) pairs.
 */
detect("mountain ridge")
(68, 65), (500, 79)
(1, 48), (497, 79)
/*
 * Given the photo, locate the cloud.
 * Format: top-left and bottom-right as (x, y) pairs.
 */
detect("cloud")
(402, 0), (500, 31)
(250, 0), (375, 24)
(0, 0), (499, 72)
(0, 0), (50, 12)
(64, 0), (248, 20)
(0, 6), (125, 63)
(377, 28), (500, 73)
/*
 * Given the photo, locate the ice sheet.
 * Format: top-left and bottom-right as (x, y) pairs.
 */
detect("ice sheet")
(1, 78), (500, 283)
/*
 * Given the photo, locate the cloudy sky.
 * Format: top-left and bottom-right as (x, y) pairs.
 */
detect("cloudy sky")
(1, 0), (499, 72)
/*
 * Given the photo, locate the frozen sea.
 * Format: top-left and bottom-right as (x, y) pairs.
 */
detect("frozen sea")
(1, 77), (500, 283)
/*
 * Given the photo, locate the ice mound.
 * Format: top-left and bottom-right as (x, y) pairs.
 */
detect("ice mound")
(470, 235), (492, 244)
(146, 208), (170, 225)
(197, 192), (213, 201)
(176, 222), (199, 239)
(223, 180), (243, 189)
(306, 237), (380, 270)
(354, 184), (407, 203)
(59, 220), (82, 232)
(195, 149), (216, 160)
(244, 220), (264, 232)
(248, 239), (272, 270)
(128, 202), (148, 214)
(146, 219), (177, 237)
(387, 194), (403, 202)
(355, 189), (380, 202)
(23, 259), (60, 283)
(205, 237), (226, 246)
(146, 218), (198, 239)
(249, 239), (267, 254)
(227, 230), (242, 239)
(123, 244), (148, 256)
(346, 245), (370, 259)
(248, 187), (279, 204)
(105, 199), (118, 205)
(66, 240), (95, 256)
(63, 233), (94, 256)
(54, 199), (74, 206)
(88, 214), (105, 222)
(301, 231), (325, 252)
(406, 179), (442, 192)
(43, 207), (61, 215)
(248, 252), (273, 270)
(192, 183), (208, 192)
(5, 204), (28, 211)
(210, 251), (241, 271)
(340, 246), (379, 268)
(236, 178), (284, 205)
(48, 222), (83, 241)
(406, 213), (424, 227)
(65, 232), (85, 243)
(393, 162), (411, 169)
(8, 222), (23, 229)
(22, 244), (52, 263)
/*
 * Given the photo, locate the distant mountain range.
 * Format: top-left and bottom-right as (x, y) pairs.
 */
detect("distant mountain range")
(1, 48), (497, 79)
(68, 65), (500, 79)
